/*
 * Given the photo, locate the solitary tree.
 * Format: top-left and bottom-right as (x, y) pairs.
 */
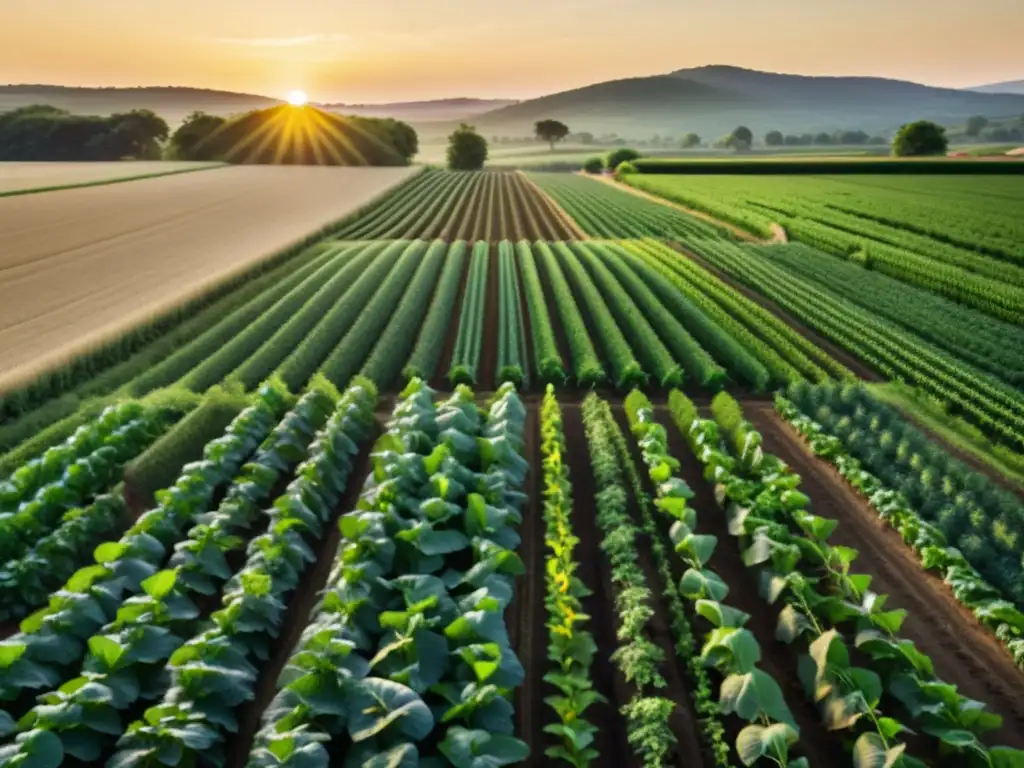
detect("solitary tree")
(892, 120), (948, 157)
(965, 115), (989, 137)
(447, 123), (488, 170)
(764, 130), (784, 146)
(534, 119), (570, 150)
(680, 132), (701, 148)
(728, 126), (753, 150)
(577, 131), (595, 145)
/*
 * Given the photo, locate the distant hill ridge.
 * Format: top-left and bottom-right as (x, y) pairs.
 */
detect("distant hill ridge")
(4, 67), (1024, 135)
(969, 79), (1024, 96)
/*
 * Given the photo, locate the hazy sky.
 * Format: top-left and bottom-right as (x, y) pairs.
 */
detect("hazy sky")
(1, 0), (1021, 102)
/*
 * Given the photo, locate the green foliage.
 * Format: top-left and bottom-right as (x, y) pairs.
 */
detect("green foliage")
(540, 388), (605, 766)
(123, 389), (250, 505)
(242, 381), (530, 766)
(728, 125), (753, 150)
(765, 130), (784, 146)
(361, 239), (448, 390)
(892, 121), (949, 157)
(447, 123), (488, 171)
(319, 241), (428, 389)
(174, 105), (414, 165)
(448, 242), (490, 386)
(604, 147), (641, 171)
(582, 156), (604, 174)
(275, 240), (410, 392)
(680, 133), (701, 148)
(403, 242), (469, 382)
(556, 244), (645, 388)
(496, 242), (530, 388)
(514, 241), (566, 384)
(0, 105), (168, 161)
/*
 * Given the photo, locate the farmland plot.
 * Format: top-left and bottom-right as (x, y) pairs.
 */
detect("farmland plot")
(0, 161), (222, 195)
(0, 165), (417, 388)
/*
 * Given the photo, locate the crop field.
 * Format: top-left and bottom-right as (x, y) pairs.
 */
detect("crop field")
(334, 170), (583, 241)
(0, 167), (1023, 768)
(0, 161), (222, 196)
(0, 165), (417, 388)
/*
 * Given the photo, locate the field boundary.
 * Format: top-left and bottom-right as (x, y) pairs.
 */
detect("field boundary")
(0, 163), (226, 199)
(517, 170), (589, 240)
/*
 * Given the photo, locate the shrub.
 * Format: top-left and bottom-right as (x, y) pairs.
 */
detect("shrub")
(582, 156), (604, 174)
(605, 147), (641, 170)
(615, 161), (638, 179)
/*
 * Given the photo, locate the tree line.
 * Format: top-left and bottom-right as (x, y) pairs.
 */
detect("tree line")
(0, 104), (418, 165)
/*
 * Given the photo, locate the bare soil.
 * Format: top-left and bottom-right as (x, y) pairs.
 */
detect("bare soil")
(745, 404), (1024, 748)
(0, 165), (416, 390)
(0, 161), (220, 195)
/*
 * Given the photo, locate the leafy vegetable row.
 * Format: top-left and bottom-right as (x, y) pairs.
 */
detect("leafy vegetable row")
(105, 379), (377, 768)
(449, 242), (490, 386)
(496, 241), (530, 388)
(0, 402), (151, 513)
(0, 383), (292, 767)
(680, 390), (1024, 766)
(580, 394), (677, 766)
(0, 384), (341, 763)
(776, 384), (1024, 667)
(539, 387), (604, 766)
(246, 379), (531, 767)
(624, 390), (802, 768)
(0, 410), (162, 567)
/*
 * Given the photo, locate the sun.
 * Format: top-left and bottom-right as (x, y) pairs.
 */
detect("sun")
(286, 89), (308, 107)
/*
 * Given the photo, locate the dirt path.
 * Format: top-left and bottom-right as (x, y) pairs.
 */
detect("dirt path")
(669, 243), (880, 381)
(746, 405), (1024, 748)
(517, 171), (588, 241)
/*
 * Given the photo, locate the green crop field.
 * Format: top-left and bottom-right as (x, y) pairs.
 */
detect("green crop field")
(0, 167), (1022, 768)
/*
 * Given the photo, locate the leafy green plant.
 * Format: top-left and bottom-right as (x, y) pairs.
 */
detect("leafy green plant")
(448, 242), (490, 386)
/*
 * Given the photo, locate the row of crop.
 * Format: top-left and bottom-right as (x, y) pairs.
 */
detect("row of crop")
(587, 242), (727, 389)
(245, 380), (531, 766)
(781, 380), (1024, 619)
(538, 388), (605, 766)
(95, 380), (376, 768)
(677, 389), (1024, 765)
(496, 241), (530, 387)
(514, 242), (566, 383)
(449, 242), (490, 385)
(0, 383), (350, 766)
(784, 217), (1024, 324)
(579, 394), (679, 766)
(403, 242), (469, 382)
(626, 391), (809, 767)
(758, 242), (1024, 388)
(332, 170), (462, 240)
(684, 233), (1024, 452)
(0, 383), (289, 732)
(633, 239), (846, 383)
(0, 406), (163, 569)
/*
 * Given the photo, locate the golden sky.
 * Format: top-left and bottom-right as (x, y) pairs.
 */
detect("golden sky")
(1, 0), (1021, 101)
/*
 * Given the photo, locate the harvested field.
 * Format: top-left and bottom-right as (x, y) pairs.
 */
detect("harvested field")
(334, 169), (582, 241)
(0, 165), (416, 388)
(0, 160), (221, 194)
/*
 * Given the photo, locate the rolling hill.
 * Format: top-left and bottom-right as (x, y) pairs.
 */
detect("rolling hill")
(323, 98), (517, 122)
(970, 79), (1024, 96)
(461, 65), (1024, 139)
